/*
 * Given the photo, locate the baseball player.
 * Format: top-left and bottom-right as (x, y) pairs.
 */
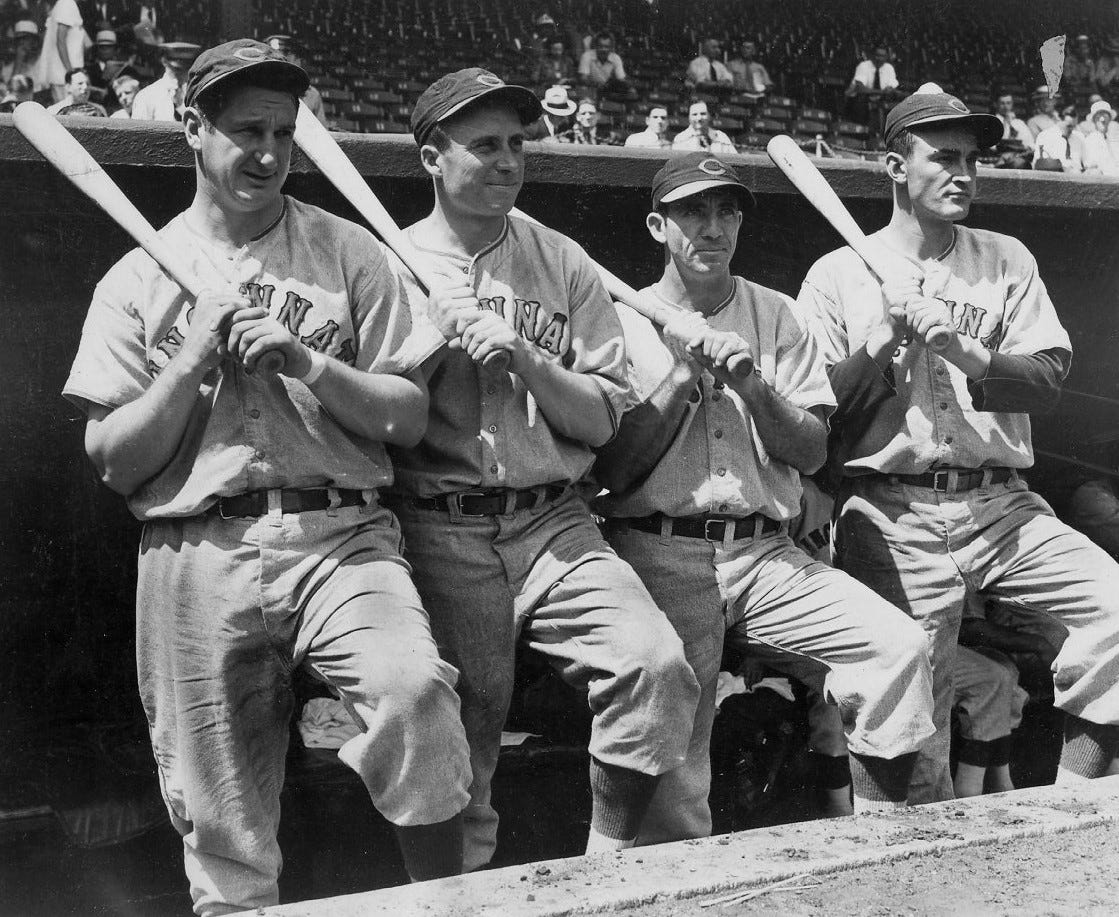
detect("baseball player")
(388, 68), (700, 870)
(592, 153), (936, 843)
(61, 40), (471, 915)
(797, 83), (1119, 803)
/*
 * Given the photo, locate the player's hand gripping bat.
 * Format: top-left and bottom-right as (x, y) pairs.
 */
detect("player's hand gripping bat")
(766, 134), (953, 351)
(293, 102), (509, 371)
(509, 207), (756, 378)
(13, 101), (289, 374)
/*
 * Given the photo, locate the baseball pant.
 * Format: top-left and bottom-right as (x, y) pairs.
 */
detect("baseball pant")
(136, 502), (471, 917)
(954, 646), (1027, 741)
(394, 489), (699, 872)
(605, 526), (935, 844)
(836, 473), (1119, 804)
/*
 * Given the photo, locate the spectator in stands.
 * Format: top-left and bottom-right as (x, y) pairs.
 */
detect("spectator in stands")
(36, 0), (89, 102)
(1064, 34), (1096, 89)
(1026, 86), (1059, 139)
(0, 72), (34, 111)
(525, 84), (575, 141)
(1082, 99), (1119, 176)
(1032, 105), (1083, 172)
(265, 35), (326, 125)
(2, 19), (40, 90)
(129, 39), (198, 121)
(993, 92), (1033, 168)
(684, 38), (733, 94)
(560, 96), (614, 144)
(45, 65), (106, 114)
(672, 100), (735, 153)
(624, 104), (671, 148)
(726, 40), (773, 100)
(578, 31), (634, 101)
(846, 46), (899, 98)
(87, 28), (127, 106)
(532, 38), (575, 87)
(108, 71), (136, 117)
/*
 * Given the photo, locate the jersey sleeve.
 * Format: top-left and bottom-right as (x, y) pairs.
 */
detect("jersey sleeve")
(796, 257), (853, 368)
(774, 293), (836, 417)
(565, 245), (630, 432)
(62, 254), (158, 413)
(996, 240), (1072, 358)
(348, 234), (439, 376)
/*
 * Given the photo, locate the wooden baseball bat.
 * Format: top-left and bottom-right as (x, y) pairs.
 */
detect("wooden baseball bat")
(766, 134), (953, 350)
(293, 102), (509, 371)
(509, 207), (755, 378)
(13, 102), (287, 374)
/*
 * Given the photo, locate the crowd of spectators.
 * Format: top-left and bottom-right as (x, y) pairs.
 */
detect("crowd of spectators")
(3, 1), (1119, 177)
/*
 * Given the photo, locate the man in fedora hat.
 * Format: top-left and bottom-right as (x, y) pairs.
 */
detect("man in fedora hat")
(1026, 85), (1059, 139)
(524, 83), (575, 141)
(264, 33), (326, 124)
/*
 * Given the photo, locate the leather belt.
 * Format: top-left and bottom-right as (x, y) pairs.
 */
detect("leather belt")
(210, 488), (367, 519)
(395, 484), (567, 517)
(886, 467), (1015, 494)
(612, 512), (784, 542)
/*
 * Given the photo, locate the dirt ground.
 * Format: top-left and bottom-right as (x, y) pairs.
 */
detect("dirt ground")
(619, 822), (1119, 916)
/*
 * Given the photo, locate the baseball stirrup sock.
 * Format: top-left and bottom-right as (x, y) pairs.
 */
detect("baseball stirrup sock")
(849, 751), (915, 806)
(588, 758), (659, 841)
(1058, 715), (1119, 779)
(956, 737), (994, 768)
(989, 735), (1013, 768)
(811, 752), (853, 790)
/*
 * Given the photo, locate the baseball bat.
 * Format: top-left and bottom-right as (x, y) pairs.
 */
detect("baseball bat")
(509, 207), (755, 378)
(765, 134), (953, 350)
(293, 102), (509, 371)
(13, 102), (286, 374)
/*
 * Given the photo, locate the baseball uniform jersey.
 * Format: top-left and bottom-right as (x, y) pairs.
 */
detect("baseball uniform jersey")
(799, 224), (1119, 804)
(388, 211), (698, 871)
(64, 196), (469, 913)
(596, 278), (935, 842)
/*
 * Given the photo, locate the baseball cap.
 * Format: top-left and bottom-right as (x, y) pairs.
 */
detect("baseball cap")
(651, 153), (755, 209)
(183, 38), (308, 109)
(411, 68), (542, 145)
(95, 29), (117, 45)
(13, 19), (38, 37)
(883, 82), (1003, 148)
(541, 85), (576, 117)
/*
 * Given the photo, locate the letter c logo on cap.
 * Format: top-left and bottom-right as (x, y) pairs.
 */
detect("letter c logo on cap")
(948, 97), (969, 113)
(477, 73), (505, 87)
(235, 47), (268, 61)
(698, 158), (727, 175)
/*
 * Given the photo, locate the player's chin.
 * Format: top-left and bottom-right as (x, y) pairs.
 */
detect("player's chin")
(940, 195), (973, 219)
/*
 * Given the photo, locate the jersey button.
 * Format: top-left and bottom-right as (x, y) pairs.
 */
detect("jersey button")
(711, 392), (722, 402)
(944, 436), (954, 445)
(249, 409), (261, 419)
(718, 503), (729, 512)
(716, 467), (726, 476)
(256, 450), (266, 460)
(488, 424), (498, 433)
(714, 429), (723, 439)
(936, 366), (946, 375)
(713, 381), (725, 390)
(462, 266), (470, 274)
(689, 390), (701, 403)
(490, 464), (498, 474)
(486, 385), (497, 394)
(939, 402), (948, 410)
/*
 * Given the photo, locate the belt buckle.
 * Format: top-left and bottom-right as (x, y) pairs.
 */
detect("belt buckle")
(703, 518), (727, 541)
(217, 497), (237, 520)
(453, 491), (493, 517)
(931, 470), (958, 493)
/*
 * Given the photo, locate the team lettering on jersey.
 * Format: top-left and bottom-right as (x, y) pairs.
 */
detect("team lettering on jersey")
(147, 281), (357, 375)
(477, 295), (572, 357)
(940, 299), (1004, 351)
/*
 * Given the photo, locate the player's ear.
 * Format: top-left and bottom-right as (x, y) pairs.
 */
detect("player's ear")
(183, 106), (204, 151)
(884, 151), (907, 185)
(646, 210), (668, 243)
(419, 142), (442, 177)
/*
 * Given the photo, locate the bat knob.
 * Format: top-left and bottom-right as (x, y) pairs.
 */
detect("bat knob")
(253, 350), (287, 376)
(925, 326), (954, 352)
(481, 349), (511, 372)
(728, 351), (756, 379)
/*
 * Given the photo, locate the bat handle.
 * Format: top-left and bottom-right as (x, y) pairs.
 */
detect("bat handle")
(727, 351), (756, 379)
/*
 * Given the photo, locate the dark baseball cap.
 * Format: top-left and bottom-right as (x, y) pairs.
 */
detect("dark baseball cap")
(411, 67), (542, 145)
(651, 153), (755, 209)
(883, 82), (1003, 149)
(183, 38), (309, 109)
